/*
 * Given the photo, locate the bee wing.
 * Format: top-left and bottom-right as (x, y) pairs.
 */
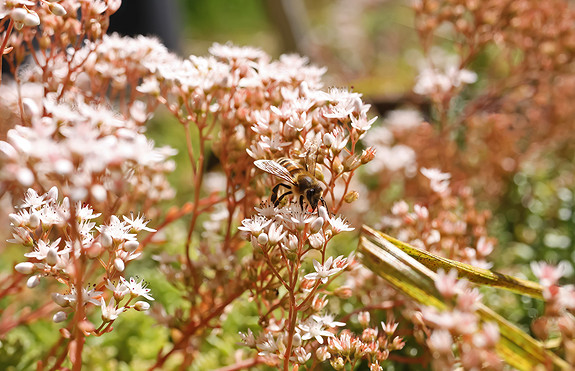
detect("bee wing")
(254, 160), (297, 185)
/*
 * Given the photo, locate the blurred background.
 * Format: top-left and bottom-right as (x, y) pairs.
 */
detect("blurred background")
(109, 0), (418, 98)
(3, 0), (574, 369)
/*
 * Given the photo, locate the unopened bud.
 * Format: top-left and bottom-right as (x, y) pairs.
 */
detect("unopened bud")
(318, 206), (330, 221)
(86, 242), (103, 258)
(52, 293), (69, 307)
(123, 240), (139, 253)
(361, 147), (376, 164)
(292, 333), (302, 347)
(39, 35), (51, 50)
(310, 217), (324, 234)
(330, 356), (345, 370)
(91, 184), (107, 202)
(22, 98), (40, 121)
(323, 133), (335, 147)
(333, 286), (353, 299)
(14, 21), (24, 31)
(100, 232), (112, 248)
(46, 248), (59, 266)
(134, 301), (150, 311)
(53, 311), (67, 323)
(344, 191), (359, 203)
(312, 295), (328, 312)
(15, 262), (35, 274)
(300, 278), (315, 291)
(257, 232), (269, 245)
(27, 275), (41, 288)
(362, 328), (378, 343)
(358, 311), (371, 327)
(9, 213), (23, 227)
(23, 12), (40, 27)
(287, 234), (298, 251)
(29, 213), (40, 228)
(333, 158), (344, 174)
(114, 258), (125, 272)
(342, 154), (361, 172)
(316, 346), (330, 362)
(47, 186), (59, 201)
(532, 317), (549, 340)
(49, 3), (67, 16)
(10, 8), (27, 22)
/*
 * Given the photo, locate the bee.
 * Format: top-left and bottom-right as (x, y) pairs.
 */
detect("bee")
(254, 157), (326, 212)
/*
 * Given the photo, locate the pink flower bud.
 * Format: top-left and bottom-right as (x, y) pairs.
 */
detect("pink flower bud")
(333, 286), (353, 299)
(361, 328), (378, 343)
(312, 295), (328, 312)
(358, 311), (370, 328)
(360, 147), (376, 164)
(86, 242), (103, 259)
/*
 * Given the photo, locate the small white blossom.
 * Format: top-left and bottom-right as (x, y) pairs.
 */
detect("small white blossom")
(62, 286), (103, 306)
(327, 215), (354, 234)
(123, 213), (156, 232)
(120, 276), (154, 301)
(240, 328), (256, 347)
(100, 298), (124, 322)
(312, 313), (345, 328)
(298, 318), (335, 344)
(24, 238), (67, 262)
(421, 167), (451, 194)
(304, 257), (342, 284)
(238, 215), (272, 236)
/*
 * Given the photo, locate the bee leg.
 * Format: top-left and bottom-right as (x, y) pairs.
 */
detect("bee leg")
(320, 197), (330, 216)
(299, 195), (305, 210)
(271, 183), (291, 205)
(274, 191), (292, 207)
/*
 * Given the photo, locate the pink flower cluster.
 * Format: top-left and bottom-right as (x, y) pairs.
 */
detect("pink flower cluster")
(0, 96), (176, 203)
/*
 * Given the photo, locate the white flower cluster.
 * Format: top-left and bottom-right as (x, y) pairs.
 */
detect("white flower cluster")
(0, 96), (176, 202)
(240, 313), (345, 363)
(413, 49), (477, 96)
(239, 202), (353, 255)
(12, 187), (154, 325)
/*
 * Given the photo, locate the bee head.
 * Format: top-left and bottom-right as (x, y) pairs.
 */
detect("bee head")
(306, 185), (323, 211)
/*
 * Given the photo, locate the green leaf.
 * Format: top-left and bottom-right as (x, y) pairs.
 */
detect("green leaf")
(357, 225), (569, 371)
